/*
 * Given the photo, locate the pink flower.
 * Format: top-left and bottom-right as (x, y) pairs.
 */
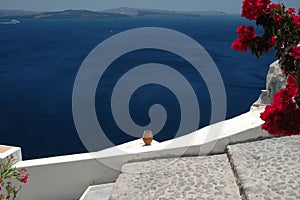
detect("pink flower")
(232, 25), (257, 52)
(18, 168), (26, 173)
(268, 3), (283, 12)
(20, 173), (29, 183)
(290, 46), (300, 59)
(288, 8), (295, 14)
(267, 36), (276, 50)
(293, 15), (300, 26)
(261, 75), (300, 136)
(274, 14), (282, 22)
(292, 8), (300, 26)
(242, 0), (271, 20)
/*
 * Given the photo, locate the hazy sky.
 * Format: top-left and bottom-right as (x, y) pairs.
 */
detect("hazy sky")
(0, 0), (299, 13)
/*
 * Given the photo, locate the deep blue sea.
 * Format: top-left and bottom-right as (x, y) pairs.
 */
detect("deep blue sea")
(0, 15), (275, 159)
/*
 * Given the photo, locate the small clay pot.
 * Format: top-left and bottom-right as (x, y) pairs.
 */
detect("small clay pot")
(143, 130), (153, 146)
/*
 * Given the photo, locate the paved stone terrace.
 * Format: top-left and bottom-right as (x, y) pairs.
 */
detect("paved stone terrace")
(83, 135), (300, 199)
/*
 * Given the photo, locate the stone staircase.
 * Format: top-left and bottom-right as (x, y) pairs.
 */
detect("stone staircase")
(80, 136), (300, 200)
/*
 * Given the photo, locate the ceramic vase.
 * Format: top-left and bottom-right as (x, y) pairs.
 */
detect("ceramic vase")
(143, 130), (153, 146)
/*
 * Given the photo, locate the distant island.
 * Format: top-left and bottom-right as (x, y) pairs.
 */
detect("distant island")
(0, 7), (227, 19)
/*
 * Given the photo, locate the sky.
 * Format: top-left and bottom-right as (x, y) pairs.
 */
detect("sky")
(0, 0), (299, 13)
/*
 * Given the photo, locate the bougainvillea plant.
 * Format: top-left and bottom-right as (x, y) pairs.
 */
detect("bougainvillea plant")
(0, 156), (29, 200)
(232, 0), (300, 135)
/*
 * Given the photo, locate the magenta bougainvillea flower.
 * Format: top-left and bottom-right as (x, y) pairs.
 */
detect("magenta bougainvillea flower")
(233, 0), (300, 136)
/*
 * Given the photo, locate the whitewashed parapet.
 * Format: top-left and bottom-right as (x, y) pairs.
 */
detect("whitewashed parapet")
(0, 145), (22, 164)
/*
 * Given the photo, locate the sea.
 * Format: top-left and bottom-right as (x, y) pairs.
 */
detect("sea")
(0, 15), (275, 159)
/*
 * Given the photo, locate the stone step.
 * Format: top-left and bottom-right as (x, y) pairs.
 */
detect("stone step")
(110, 154), (240, 200)
(79, 183), (114, 200)
(227, 135), (300, 199)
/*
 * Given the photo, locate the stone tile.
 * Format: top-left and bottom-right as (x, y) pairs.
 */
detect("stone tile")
(228, 136), (300, 200)
(110, 155), (240, 200)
